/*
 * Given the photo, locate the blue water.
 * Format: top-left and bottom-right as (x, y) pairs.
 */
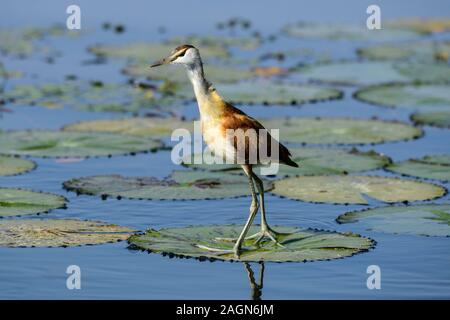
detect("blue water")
(0, 0), (449, 299)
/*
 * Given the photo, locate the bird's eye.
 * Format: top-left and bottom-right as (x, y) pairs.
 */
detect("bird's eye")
(178, 50), (186, 58)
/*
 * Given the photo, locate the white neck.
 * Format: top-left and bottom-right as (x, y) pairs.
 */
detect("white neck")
(186, 62), (210, 109)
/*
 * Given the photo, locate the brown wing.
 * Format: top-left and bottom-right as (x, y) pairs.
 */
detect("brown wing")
(221, 102), (298, 167)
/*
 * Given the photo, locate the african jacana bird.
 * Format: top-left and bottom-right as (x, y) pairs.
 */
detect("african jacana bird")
(151, 44), (298, 257)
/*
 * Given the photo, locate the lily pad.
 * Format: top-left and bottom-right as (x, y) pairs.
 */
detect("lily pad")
(0, 156), (36, 176)
(419, 155), (450, 166)
(166, 35), (261, 50)
(337, 204), (450, 237)
(63, 117), (193, 138)
(357, 41), (450, 61)
(260, 117), (422, 145)
(0, 219), (134, 247)
(124, 63), (257, 89)
(283, 22), (419, 41)
(212, 82), (342, 105)
(355, 83), (450, 111)
(386, 155), (450, 182)
(0, 63), (21, 80)
(1, 81), (179, 113)
(89, 43), (228, 63)
(0, 188), (66, 217)
(182, 148), (391, 177)
(0, 130), (163, 158)
(387, 18), (450, 34)
(0, 25), (69, 57)
(297, 61), (450, 86)
(63, 170), (273, 200)
(411, 111), (450, 128)
(128, 225), (375, 262)
(272, 175), (445, 204)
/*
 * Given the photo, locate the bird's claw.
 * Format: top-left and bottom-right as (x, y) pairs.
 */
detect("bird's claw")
(215, 227), (286, 248)
(195, 244), (242, 258)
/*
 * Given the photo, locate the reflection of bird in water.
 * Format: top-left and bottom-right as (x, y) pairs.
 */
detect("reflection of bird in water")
(151, 45), (298, 258)
(244, 262), (264, 300)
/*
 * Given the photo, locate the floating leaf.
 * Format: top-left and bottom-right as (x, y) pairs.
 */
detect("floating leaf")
(63, 170), (272, 200)
(128, 225), (375, 262)
(1, 81), (179, 113)
(260, 48), (332, 64)
(355, 83), (450, 111)
(89, 43), (228, 63)
(211, 82), (342, 105)
(182, 148), (391, 177)
(387, 18), (450, 34)
(63, 117), (193, 138)
(419, 155), (450, 166)
(124, 63), (257, 89)
(0, 25), (69, 57)
(0, 130), (163, 158)
(386, 155), (450, 182)
(272, 175), (445, 204)
(297, 61), (450, 86)
(166, 35), (261, 50)
(261, 117), (422, 145)
(0, 219), (134, 247)
(394, 62), (450, 83)
(283, 22), (419, 41)
(0, 156), (36, 176)
(0, 63), (21, 80)
(0, 188), (66, 217)
(337, 204), (450, 237)
(411, 111), (450, 128)
(357, 41), (450, 60)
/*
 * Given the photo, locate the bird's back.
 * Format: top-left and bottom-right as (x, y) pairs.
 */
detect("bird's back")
(200, 89), (298, 168)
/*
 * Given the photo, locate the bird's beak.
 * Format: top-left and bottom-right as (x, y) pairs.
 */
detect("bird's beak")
(150, 57), (170, 68)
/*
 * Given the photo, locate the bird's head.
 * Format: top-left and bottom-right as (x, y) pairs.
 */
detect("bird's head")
(150, 44), (200, 68)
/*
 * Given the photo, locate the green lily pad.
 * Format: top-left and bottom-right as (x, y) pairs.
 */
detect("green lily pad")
(272, 175), (445, 204)
(419, 155), (450, 166)
(1, 81), (179, 113)
(0, 130), (163, 158)
(0, 219), (134, 247)
(260, 117), (422, 145)
(128, 225), (375, 262)
(297, 61), (450, 86)
(0, 156), (36, 176)
(283, 22), (419, 41)
(182, 148), (391, 177)
(0, 63), (21, 80)
(211, 82), (342, 105)
(166, 35), (261, 50)
(411, 111), (450, 128)
(357, 41), (450, 60)
(63, 117), (193, 138)
(63, 170), (272, 200)
(337, 204), (450, 237)
(89, 43), (229, 63)
(355, 83), (450, 111)
(386, 18), (450, 34)
(0, 25), (69, 57)
(0, 188), (66, 217)
(386, 155), (450, 182)
(260, 48), (333, 64)
(124, 63), (257, 89)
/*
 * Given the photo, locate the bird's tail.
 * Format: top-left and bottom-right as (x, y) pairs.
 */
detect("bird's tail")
(282, 156), (299, 168)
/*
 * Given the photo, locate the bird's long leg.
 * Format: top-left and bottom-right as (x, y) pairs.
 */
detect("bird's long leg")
(199, 165), (259, 257)
(231, 165), (260, 256)
(215, 169), (287, 248)
(246, 172), (286, 247)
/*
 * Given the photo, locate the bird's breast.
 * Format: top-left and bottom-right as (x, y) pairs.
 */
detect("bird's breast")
(201, 118), (234, 158)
